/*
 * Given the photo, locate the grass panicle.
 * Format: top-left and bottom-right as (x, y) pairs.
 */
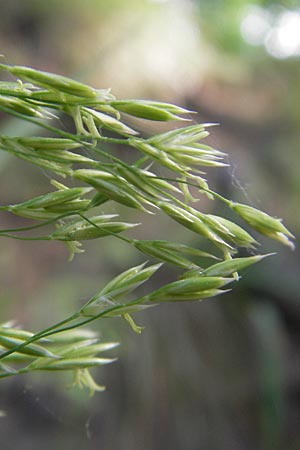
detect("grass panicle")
(0, 63), (294, 392)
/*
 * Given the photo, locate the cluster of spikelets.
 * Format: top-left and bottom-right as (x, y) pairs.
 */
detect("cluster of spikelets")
(0, 322), (118, 395)
(0, 64), (295, 393)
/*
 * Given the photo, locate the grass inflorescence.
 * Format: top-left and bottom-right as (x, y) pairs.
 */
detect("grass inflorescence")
(0, 63), (294, 393)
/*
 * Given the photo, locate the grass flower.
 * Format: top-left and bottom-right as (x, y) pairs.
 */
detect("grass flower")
(0, 63), (294, 392)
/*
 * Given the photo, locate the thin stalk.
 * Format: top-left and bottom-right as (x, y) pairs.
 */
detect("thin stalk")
(0, 233), (51, 240)
(0, 104), (145, 171)
(0, 104), (93, 147)
(0, 212), (78, 234)
(78, 213), (133, 245)
(42, 297), (148, 336)
(0, 104), (129, 147)
(0, 312), (80, 361)
(0, 294), (149, 361)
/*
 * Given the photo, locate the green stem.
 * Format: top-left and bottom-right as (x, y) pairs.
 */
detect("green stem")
(0, 313), (80, 361)
(0, 294), (148, 362)
(0, 104), (93, 146)
(92, 136), (131, 145)
(0, 104), (131, 147)
(0, 212), (77, 234)
(0, 104), (144, 170)
(0, 233), (51, 240)
(78, 213), (133, 245)
(41, 296), (148, 339)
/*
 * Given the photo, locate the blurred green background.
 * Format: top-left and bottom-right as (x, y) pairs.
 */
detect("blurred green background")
(0, 1), (299, 449)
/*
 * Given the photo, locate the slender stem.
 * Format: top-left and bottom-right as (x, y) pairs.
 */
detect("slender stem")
(0, 104), (92, 146)
(92, 136), (131, 145)
(0, 313), (80, 361)
(0, 294), (149, 362)
(78, 213), (133, 245)
(0, 104), (131, 147)
(0, 212), (77, 234)
(0, 104), (144, 170)
(39, 296), (149, 339)
(0, 233), (51, 240)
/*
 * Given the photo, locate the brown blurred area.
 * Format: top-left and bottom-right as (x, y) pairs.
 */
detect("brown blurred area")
(0, 1), (299, 450)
